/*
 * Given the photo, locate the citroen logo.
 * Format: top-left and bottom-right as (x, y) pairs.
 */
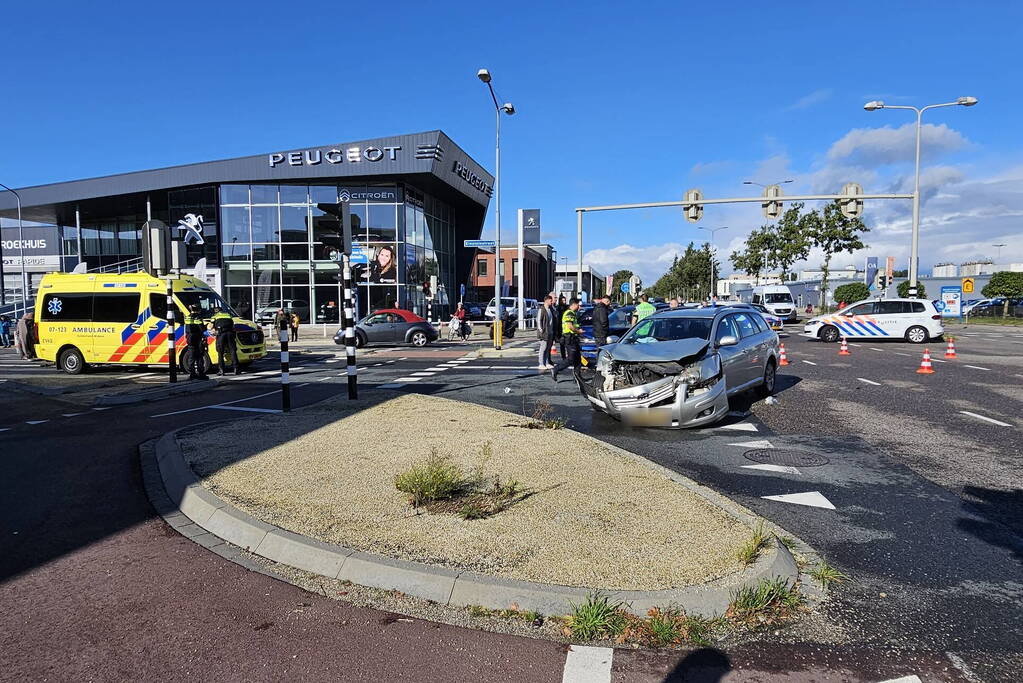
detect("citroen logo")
(339, 189), (351, 202)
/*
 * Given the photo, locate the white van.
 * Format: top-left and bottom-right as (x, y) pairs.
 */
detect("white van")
(803, 298), (944, 343)
(485, 297), (519, 319)
(751, 285), (797, 322)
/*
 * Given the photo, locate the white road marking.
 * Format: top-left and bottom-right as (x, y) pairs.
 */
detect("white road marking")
(561, 645), (612, 683)
(409, 372), (436, 377)
(857, 378), (882, 386)
(728, 440), (775, 448)
(423, 367), (450, 371)
(92, 407), (111, 411)
(929, 358), (946, 363)
(317, 377), (331, 381)
(959, 411), (1012, 427)
(893, 352), (911, 356)
(717, 422), (758, 432)
(801, 360), (817, 365)
(62, 413), (85, 417)
(945, 651), (983, 683)
(762, 491), (836, 509)
(0, 428), (10, 432)
(848, 342), (862, 347)
(878, 677), (922, 683)
(150, 387), (284, 418)
(393, 377), (424, 382)
(377, 383), (406, 389)
(963, 364), (990, 371)
(742, 463), (801, 475)
(26, 420), (48, 425)
(326, 359), (340, 363)
(209, 405), (282, 414)
(870, 347), (885, 351)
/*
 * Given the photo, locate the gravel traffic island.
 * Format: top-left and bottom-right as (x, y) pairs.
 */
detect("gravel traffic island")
(172, 392), (793, 614)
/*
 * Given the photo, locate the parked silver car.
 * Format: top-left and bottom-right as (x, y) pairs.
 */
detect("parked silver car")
(576, 308), (779, 428)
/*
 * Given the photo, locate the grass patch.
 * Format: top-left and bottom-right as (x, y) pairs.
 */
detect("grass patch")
(639, 608), (725, 647)
(394, 449), (466, 507)
(517, 399), (568, 429)
(565, 592), (629, 641)
(962, 316), (1023, 327)
(727, 577), (804, 628)
(737, 521), (770, 567)
(466, 604), (544, 625)
(775, 535), (798, 553)
(808, 560), (849, 591)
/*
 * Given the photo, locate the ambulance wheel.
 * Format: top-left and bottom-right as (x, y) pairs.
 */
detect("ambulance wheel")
(179, 349), (213, 374)
(906, 326), (928, 344)
(58, 347), (87, 375)
(819, 325), (840, 343)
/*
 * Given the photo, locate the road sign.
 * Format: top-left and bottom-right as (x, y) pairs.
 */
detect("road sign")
(620, 282), (630, 293)
(962, 277), (975, 294)
(460, 283), (466, 297)
(464, 239), (497, 248)
(941, 285), (962, 317)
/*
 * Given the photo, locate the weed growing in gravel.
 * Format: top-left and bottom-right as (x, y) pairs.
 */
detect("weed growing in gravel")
(394, 450), (467, 507)
(565, 592), (629, 641)
(524, 400), (567, 429)
(726, 578), (804, 628)
(457, 501), (489, 520)
(737, 521), (770, 567)
(775, 535), (797, 553)
(808, 560), (849, 590)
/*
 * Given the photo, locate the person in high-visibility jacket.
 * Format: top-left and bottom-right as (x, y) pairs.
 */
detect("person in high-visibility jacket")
(549, 298), (582, 382)
(182, 304), (209, 380)
(209, 306), (240, 376)
(632, 293), (656, 325)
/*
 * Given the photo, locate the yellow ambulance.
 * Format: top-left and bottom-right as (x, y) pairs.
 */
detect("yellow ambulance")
(33, 272), (266, 374)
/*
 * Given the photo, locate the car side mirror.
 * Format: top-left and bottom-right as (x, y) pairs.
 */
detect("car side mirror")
(605, 335), (620, 344)
(717, 335), (739, 347)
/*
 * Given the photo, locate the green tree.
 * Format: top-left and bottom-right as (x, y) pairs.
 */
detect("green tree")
(763, 203), (812, 280)
(610, 269), (635, 304)
(805, 202), (869, 310)
(897, 279), (926, 298)
(981, 271), (1023, 317)
(833, 282), (870, 305)
(730, 228), (772, 284)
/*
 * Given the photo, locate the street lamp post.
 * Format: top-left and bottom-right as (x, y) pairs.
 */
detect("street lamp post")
(864, 97), (978, 296)
(0, 182), (26, 313)
(993, 243), (1006, 263)
(477, 68), (515, 349)
(699, 226), (729, 300)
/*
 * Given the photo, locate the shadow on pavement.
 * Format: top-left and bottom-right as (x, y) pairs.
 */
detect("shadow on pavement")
(959, 485), (1023, 564)
(662, 647), (731, 682)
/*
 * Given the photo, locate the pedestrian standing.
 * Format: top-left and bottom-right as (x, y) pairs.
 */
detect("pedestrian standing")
(209, 306), (241, 376)
(16, 312), (36, 360)
(290, 311), (300, 342)
(536, 295), (556, 369)
(0, 315), (12, 348)
(183, 304), (209, 380)
(592, 294), (611, 348)
(550, 298), (582, 382)
(632, 294), (656, 325)
(555, 294), (568, 358)
(273, 308), (289, 347)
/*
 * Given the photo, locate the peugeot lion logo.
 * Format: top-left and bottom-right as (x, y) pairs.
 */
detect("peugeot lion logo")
(177, 213), (205, 245)
(339, 189), (351, 202)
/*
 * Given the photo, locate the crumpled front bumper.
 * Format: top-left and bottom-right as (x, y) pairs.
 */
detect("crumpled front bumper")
(577, 371), (729, 429)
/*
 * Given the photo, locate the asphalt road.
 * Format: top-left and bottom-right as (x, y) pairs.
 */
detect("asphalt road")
(1, 331), (1019, 681)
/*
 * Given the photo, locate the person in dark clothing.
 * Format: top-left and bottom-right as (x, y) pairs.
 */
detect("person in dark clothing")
(550, 298), (582, 382)
(536, 295), (556, 369)
(209, 306), (240, 376)
(183, 304), (209, 380)
(555, 295), (568, 358)
(591, 294), (611, 347)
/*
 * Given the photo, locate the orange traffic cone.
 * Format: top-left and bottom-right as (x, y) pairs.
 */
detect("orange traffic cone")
(917, 348), (935, 374)
(838, 337), (851, 355)
(779, 343), (790, 366)
(945, 338), (957, 359)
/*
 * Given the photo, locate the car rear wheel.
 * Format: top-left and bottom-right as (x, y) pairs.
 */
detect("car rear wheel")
(410, 331), (429, 347)
(58, 347), (87, 375)
(906, 325), (928, 344)
(819, 325), (840, 343)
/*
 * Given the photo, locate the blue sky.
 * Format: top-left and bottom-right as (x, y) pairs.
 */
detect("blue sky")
(3, 1), (1021, 283)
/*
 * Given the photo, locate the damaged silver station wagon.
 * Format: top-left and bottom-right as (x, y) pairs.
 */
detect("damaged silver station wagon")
(576, 308), (780, 428)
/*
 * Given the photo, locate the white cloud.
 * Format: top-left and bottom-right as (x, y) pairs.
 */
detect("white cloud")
(827, 122), (969, 165)
(583, 242), (688, 283)
(784, 88), (833, 111)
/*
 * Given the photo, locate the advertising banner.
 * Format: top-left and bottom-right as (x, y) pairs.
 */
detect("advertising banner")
(940, 285), (962, 317)
(865, 256), (878, 290)
(1, 225), (62, 271)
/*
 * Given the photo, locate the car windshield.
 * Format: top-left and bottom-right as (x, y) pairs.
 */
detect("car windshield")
(177, 291), (236, 317)
(620, 316), (713, 344)
(764, 293), (793, 304)
(609, 308), (634, 327)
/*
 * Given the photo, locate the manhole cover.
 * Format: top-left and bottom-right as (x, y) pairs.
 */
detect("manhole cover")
(744, 448), (829, 467)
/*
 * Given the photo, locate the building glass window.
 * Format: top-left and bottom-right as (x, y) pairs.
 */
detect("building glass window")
(279, 205), (309, 242)
(310, 185), (338, 204)
(477, 258), (488, 277)
(367, 204), (396, 243)
(222, 206), (250, 243)
(221, 185), (249, 204)
(250, 184), (278, 204)
(250, 206), (279, 243)
(279, 185), (308, 204)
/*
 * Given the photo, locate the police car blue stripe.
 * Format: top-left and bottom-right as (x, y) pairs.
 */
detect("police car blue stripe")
(845, 320), (873, 335)
(864, 321), (889, 336)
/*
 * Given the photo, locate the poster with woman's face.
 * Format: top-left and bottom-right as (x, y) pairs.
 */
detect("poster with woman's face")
(362, 244), (398, 284)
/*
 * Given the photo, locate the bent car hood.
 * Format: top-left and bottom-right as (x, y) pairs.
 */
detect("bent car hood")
(608, 338), (709, 363)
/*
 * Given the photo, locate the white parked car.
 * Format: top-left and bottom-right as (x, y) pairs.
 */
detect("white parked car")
(485, 296), (519, 319)
(803, 298), (943, 343)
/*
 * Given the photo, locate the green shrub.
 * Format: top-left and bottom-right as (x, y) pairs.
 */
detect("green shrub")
(833, 282), (870, 305)
(394, 451), (466, 507)
(897, 279), (926, 298)
(566, 592), (629, 641)
(728, 577), (803, 626)
(737, 521), (770, 567)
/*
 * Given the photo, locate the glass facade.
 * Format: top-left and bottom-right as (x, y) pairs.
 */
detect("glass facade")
(219, 182), (457, 322)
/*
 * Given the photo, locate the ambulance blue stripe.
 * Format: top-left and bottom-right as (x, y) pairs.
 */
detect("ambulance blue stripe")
(102, 283), (138, 288)
(121, 308), (150, 343)
(147, 320), (167, 342)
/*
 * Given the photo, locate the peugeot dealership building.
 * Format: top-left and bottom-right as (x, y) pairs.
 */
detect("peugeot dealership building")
(0, 131), (493, 321)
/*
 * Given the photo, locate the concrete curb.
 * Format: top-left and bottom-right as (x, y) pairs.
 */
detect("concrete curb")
(95, 379), (215, 406)
(152, 427), (801, 618)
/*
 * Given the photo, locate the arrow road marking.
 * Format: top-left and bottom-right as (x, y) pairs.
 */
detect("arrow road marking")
(717, 422), (758, 432)
(728, 440), (775, 448)
(762, 491), (836, 509)
(742, 464), (801, 475)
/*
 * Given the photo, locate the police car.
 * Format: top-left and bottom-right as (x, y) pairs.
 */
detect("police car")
(803, 298), (943, 344)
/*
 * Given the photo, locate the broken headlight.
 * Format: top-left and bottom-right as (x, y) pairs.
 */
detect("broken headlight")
(679, 354), (722, 389)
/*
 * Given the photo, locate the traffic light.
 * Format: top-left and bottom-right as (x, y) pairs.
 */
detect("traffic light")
(841, 182), (864, 218)
(422, 281), (431, 298)
(762, 184), (783, 219)
(877, 274), (888, 288)
(315, 201), (353, 255)
(683, 189), (703, 223)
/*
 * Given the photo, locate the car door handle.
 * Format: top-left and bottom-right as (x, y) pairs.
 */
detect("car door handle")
(130, 324), (142, 329)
